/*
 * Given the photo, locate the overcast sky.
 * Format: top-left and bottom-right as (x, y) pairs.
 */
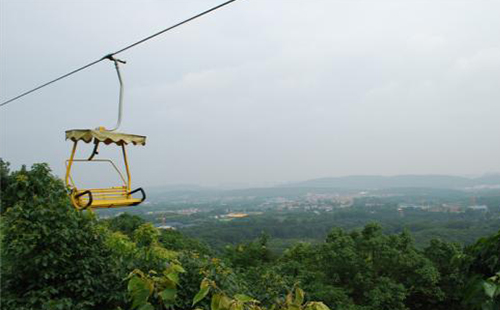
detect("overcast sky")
(1, 0), (500, 187)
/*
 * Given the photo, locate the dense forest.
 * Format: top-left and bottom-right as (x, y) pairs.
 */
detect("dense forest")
(179, 208), (500, 252)
(1, 161), (499, 309)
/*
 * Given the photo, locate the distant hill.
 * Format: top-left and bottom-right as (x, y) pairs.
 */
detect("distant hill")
(144, 175), (500, 203)
(281, 174), (500, 190)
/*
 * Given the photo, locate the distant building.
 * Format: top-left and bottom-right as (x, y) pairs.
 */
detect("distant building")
(447, 206), (463, 213)
(157, 225), (176, 230)
(226, 213), (248, 218)
(467, 205), (489, 211)
(399, 204), (429, 210)
(398, 207), (404, 217)
(436, 204), (463, 213)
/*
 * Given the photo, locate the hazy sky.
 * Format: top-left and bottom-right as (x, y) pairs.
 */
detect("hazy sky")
(1, 0), (500, 187)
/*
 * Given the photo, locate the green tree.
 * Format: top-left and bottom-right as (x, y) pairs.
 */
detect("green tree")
(423, 239), (465, 309)
(0, 163), (123, 310)
(105, 213), (146, 237)
(463, 231), (500, 309)
(159, 229), (211, 255)
(224, 232), (275, 269)
(0, 158), (11, 211)
(465, 230), (500, 277)
(276, 223), (445, 310)
(0, 161), (66, 213)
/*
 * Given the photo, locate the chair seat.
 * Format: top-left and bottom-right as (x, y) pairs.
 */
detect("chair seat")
(72, 186), (145, 209)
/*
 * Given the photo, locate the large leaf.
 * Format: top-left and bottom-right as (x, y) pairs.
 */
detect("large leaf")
(294, 288), (304, 305)
(230, 301), (243, 310)
(234, 294), (255, 303)
(193, 286), (210, 306)
(483, 280), (498, 298)
(211, 293), (222, 310)
(128, 276), (151, 309)
(138, 304), (154, 310)
(172, 264), (186, 273)
(200, 278), (211, 289)
(220, 295), (232, 310)
(309, 302), (330, 310)
(166, 272), (179, 285)
(160, 288), (177, 303)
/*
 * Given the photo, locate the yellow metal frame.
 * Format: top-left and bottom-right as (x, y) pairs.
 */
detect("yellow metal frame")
(65, 140), (141, 210)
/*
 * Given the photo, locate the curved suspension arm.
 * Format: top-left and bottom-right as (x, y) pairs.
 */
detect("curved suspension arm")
(87, 141), (100, 160)
(106, 56), (126, 131)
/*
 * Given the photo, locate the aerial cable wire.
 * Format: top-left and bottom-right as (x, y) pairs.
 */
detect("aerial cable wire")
(0, 0), (241, 108)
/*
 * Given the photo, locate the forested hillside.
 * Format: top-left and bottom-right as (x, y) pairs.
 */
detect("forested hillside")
(1, 160), (499, 310)
(179, 208), (500, 252)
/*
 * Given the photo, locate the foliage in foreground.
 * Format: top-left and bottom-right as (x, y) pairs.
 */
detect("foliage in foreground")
(0, 160), (499, 310)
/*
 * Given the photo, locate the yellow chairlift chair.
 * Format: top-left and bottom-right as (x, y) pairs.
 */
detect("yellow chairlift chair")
(65, 55), (146, 210)
(65, 129), (146, 210)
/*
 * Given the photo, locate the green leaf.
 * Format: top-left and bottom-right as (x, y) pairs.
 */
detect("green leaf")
(193, 286), (210, 306)
(172, 264), (186, 273)
(138, 304), (154, 310)
(220, 295), (232, 310)
(230, 301), (243, 310)
(234, 294), (254, 303)
(128, 276), (151, 309)
(160, 288), (177, 302)
(483, 281), (497, 298)
(312, 302), (331, 310)
(200, 278), (211, 289)
(294, 287), (304, 305)
(211, 293), (222, 310)
(166, 272), (179, 284)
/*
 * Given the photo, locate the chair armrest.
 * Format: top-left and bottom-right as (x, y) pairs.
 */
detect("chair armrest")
(128, 187), (146, 204)
(75, 190), (93, 209)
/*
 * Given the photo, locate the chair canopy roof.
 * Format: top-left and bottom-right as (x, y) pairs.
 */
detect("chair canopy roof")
(66, 129), (146, 146)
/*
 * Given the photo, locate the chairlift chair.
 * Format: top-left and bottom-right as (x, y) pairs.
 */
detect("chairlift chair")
(65, 56), (147, 210)
(65, 129), (146, 209)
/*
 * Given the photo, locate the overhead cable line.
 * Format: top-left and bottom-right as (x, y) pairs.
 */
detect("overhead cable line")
(0, 0), (241, 108)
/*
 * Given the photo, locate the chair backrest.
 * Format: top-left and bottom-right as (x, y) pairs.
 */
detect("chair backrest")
(65, 159), (129, 192)
(82, 187), (129, 200)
